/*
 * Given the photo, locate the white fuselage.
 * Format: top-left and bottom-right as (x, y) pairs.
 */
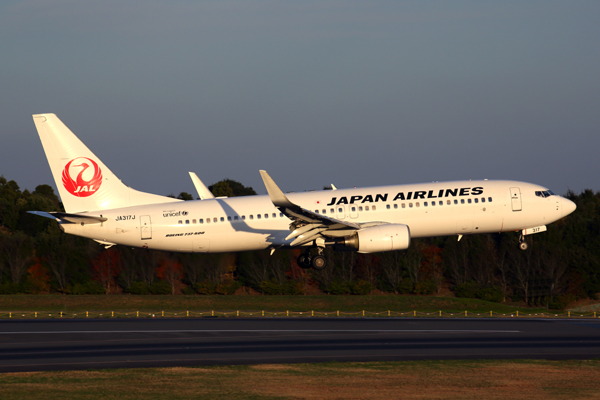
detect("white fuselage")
(61, 180), (573, 253)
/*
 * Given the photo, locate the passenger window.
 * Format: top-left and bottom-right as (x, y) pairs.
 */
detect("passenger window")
(351, 207), (356, 212)
(365, 206), (370, 211)
(206, 218), (211, 224)
(250, 215), (254, 220)
(474, 198), (478, 203)
(330, 209), (334, 214)
(234, 216), (239, 221)
(280, 213), (284, 217)
(424, 202), (428, 207)
(338, 208), (343, 213)
(394, 204), (398, 209)
(220, 217), (224, 222)
(439, 201), (443, 206)
(193, 219), (197, 224)
(402, 203), (406, 209)
(213, 217), (217, 223)
(227, 216), (232, 221)
(454, 200), (458, 205)
(322, 210), (326, 214)
(409, 203), (413, 208)
(447, 200), (451, 205)
(264, 214), (268, 219)
(461, 199), (465, 204)
(242, 215), (246, 220)
(257, 214), (261, 219)
(468, 199), (472, 204)
(488, 197), (492, 202)
(359, 206), (363, 212)
(372, 206), (376, 211)
(185, 220), (189, 224)
(416, 202), (420, 207)
(386, 204), (390, 210)
(199, 219), (204, 224)
(178, 220), (182, 224)
(272, 213), (277, 218)
(481, 198), (485, 203)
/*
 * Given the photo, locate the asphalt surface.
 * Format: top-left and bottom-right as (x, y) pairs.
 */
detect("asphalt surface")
(0, 317), (599, 372)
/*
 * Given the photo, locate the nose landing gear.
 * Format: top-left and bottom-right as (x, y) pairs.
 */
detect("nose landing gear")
(519, 233), (528, 250)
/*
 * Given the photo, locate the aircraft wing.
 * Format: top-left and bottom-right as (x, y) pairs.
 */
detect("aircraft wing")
(260, 170), (372, 247)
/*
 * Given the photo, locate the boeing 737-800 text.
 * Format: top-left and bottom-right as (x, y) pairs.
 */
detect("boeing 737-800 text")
(30, 114), (576, 270)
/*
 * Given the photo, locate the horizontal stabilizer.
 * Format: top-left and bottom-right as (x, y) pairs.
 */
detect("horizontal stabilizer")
(28, 211), (107, 224)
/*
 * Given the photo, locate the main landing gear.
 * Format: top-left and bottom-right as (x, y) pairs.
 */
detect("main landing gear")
(297, 248), (327, 270)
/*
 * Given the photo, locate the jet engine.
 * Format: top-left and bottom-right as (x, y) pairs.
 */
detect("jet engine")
(334, 224), (411, 253)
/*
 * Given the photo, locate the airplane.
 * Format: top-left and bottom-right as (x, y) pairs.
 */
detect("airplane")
(29, 113), (577, 270)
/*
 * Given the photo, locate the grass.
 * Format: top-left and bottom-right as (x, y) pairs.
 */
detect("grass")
(1, 360), (600, 399)
(0, 294), (550, 316)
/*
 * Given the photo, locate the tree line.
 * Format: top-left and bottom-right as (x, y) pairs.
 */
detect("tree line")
(0, 175), (598, 309)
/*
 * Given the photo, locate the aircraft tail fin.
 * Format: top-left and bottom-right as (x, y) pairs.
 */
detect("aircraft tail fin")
(32, 113), (181, 213)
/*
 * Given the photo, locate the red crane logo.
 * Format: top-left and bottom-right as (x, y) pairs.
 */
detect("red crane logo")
(62, 157), (103, 197)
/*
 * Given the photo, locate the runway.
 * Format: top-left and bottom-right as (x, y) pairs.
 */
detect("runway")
(1, 317), (599, 372)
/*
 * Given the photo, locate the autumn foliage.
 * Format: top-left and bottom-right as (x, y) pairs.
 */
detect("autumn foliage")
(92, 248), (122, 294)
(26, 258), (50, 293)
(156, 258), (183, 294)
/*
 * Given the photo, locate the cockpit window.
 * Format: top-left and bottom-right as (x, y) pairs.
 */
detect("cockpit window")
(535, 190), (554, 198)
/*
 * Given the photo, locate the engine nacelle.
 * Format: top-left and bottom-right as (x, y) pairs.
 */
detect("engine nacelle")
(337, 224), (411, 253)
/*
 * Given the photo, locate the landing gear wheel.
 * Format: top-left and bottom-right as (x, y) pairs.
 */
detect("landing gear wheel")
(297, 254), (312, 269)
(311, 255), (327, 271)
(519, 242), (528, 251)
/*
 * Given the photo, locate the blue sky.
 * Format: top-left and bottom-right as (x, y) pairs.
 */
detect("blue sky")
(1, 1), (598, 197)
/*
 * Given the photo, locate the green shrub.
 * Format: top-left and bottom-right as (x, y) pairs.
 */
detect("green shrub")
(322, 280), (350, 295)
(414, 279), (437, 295)
(349, 280), (374, 295)
(70, 281), (105, 295)
(397, 279), (414, 294)
(193, 281), (216, 295)
(259, 280), (283, 295)
(549, 294), (575, 310)
(454, 282), (502, 302)
(283, 281), (305, 295)
(149, 281), (172, 295)
(215, 280), (241, 295)
(477, 286), (503, 303)
(0, 283), (20, 294)
(126, 282), (150, 295)
(454, 282), (481, 299)
(182, 286), (196, 295)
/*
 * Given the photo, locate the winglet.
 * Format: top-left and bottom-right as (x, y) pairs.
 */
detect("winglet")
(259, 170), (296, 209)
(189, 172), (215, 200)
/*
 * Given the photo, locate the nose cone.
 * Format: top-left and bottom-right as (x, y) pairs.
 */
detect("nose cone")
(561, 197), (577, 218)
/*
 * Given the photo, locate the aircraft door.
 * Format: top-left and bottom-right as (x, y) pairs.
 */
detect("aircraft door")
(140, 215), (152, 240)
(349, 205), (358, 219)
(510, 187), (522, 211)
(336, 205), (346, 219)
